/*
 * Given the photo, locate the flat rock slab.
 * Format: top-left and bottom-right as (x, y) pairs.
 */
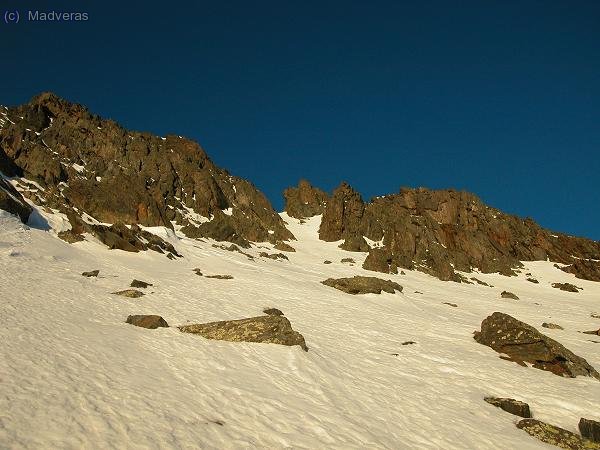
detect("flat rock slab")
(484, 397), (531, 418)
(322, 276), (403, 295)
(179, 315), (308, 351)
(474, 312), (600, 379)
(130, 279), (153, 288)
(82, 270), (100, 277)
(517, 419), (600, 449)
(112, 289), (145, 298)
(580, 418), (600, 443)
(126, 315), (169, 329)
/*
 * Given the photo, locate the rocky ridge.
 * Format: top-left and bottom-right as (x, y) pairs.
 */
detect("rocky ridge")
(0, 93), (293, 247)
(284, 180), (600, 282)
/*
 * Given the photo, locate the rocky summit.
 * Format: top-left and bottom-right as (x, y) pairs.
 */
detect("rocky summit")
(0, 93), (293, 247)
(283, 181), (600, 282)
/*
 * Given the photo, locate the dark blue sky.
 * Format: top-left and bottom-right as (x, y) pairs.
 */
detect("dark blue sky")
(2, 1), (599, 239)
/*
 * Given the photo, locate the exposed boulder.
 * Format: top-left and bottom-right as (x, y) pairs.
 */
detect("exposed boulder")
(339, 235), (370, 252)
(527, 278), (540, 284)
(179, 315), (308, 351)
(274, 241), (296, 252)
(484, 397), (531, 418)
(259, 252), (289, 261)
(130, 279), (153, 288)
(0, 177), (32, 223)
(323, 260), (332, 264)
(341, 257), (356, 264)
(542, 323), (564, 330)
(126, 315), (169, 329)
(322, 276), (403, 295)
(205, 274), (234, 279)
(579, 418), (600, 443)
(263, 308), (284, 316)
(58, 230), (84, 243)
(283, 179), (329, 218)
(81, 270), (99, 277)
(442, 302), (458, 307)
(552, 282), (581, 293)
(474, 312), (600, 379)
(517, 419), (600, 450)
(212, 243), (254, 260)
(582, 329), (600, 336)
(501, 291), (519, 300)
(112, 289), (145, 298)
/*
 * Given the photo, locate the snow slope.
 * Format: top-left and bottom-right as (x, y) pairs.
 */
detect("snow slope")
(1, 210), (599, 449)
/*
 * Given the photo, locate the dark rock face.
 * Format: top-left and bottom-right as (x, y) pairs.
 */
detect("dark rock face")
(126, 315), (169, 329)
(501, 291), (519, 300)
(283, 179), (329, 218)
(474, 312), (600, 379)
(579, 418), (600, 443)
(517, 419), (600, 450)
(130, 279), (152, 288)
(0, 93), (294, 248)
(322, 276), (403, 295)
(313, 181), (600, 282)
(58, 230), (84, 243)
(552, 282), (581, 293)
(179, 315), (308, 351)
(81, 270), (99, 277)
(561, 260), (600, 282)
(484, 397), (532, 418)
(90, 223), (182, 257)
(0, 177), (32, 223)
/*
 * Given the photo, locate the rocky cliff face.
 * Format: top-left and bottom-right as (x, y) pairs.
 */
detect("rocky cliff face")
(283, 180), (329, 219)
(313, 182), (600, 282)
(0, 93), (293, 246)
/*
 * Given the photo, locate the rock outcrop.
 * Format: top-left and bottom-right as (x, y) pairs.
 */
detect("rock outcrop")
(311, 181), (600, 282)
(516, 419), (600, 450)
(474, 312), (600, 379)
(112, 289), (145, 298)
(0, 93), (294, 249)
(501, 291), (519, 300)
(321, 276), (403, 295)
(561, 260), (600, 282)
(179, 315), (308, 351)
(283, 179), (329, 218)
(0, 176), (32, 223)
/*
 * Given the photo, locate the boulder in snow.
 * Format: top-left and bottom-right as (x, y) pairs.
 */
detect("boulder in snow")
(179, 315), (308, 351)
(474, 312), (600, 379)
(322, 276), (403, 295)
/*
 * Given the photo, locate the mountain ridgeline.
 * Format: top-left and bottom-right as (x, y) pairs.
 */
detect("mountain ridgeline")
(0, 93), (293, 249)
(1, 93), (599, 282)
(284, 181), (600, 283)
